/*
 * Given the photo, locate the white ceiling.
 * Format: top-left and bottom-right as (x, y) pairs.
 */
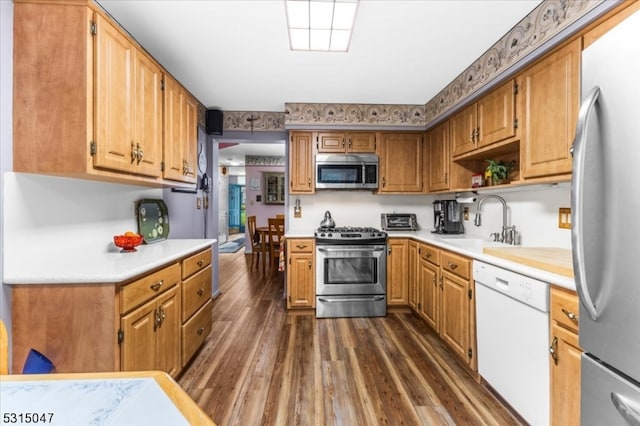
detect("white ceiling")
(96, 0), (542, 112)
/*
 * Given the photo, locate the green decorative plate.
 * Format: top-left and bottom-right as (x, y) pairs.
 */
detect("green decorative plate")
(136, 199), (170, 244)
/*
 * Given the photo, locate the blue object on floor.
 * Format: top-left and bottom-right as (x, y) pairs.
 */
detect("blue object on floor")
(23, 348), (55, 374)
(219, 238), (245, 253)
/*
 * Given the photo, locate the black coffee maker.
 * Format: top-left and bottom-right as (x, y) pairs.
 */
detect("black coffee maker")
(432, 200), (464, 234)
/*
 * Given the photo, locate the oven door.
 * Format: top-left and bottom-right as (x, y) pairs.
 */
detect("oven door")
(316, 244), (386, 296)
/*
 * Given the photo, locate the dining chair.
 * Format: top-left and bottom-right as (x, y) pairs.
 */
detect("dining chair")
(268, 217), (285, 273)
(247, 216), (266, 270)
(276, 214), (285, 219)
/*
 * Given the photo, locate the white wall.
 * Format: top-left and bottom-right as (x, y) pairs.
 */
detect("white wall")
(287, 182), (572, 249)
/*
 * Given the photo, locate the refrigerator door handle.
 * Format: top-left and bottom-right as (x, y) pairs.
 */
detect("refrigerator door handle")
(571, 86), (601, 321)
(611, 392), (640, 426)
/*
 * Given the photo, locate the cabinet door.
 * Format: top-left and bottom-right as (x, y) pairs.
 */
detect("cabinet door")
(120, 297), (157, 372)
(347, 132), (376, 153)
(163, 75), (185, 182)
(440, 271), (470, 362)
(477, 79), (517, 148)
(386, 239), (408, 305)
(289, 132), (315, 193)
(316, 132), (345, 153)
(287, 253), (315, 308)
(94, 15), (134, 173)
(520, 39), (580, 178)
(550, 324), (582, 426)
(132, 50), (162, 177)
(378, 133), (423, 193)
(419, 256), (439, 332)
(450, 103), (477, 157)
(426, 120), (450, 192)
(155, 286), (181, 378)
(183, 94), (198, 183)
(408, 240), (419, 311)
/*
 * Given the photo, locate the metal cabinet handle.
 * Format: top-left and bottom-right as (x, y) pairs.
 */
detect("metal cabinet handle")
(197, 259), (205, 267)
(571, 86), (601, 321)
(549, 336), (558, 364)
(150, 280), (164, 292)
(197, 288), (205, 296)
(296, 243), (307, 249)
(136, 143), (143, 164)
(308, 260), (312, 268)
(382, 177), (386, 187)
(561, 308), (578, 321)
(611, 391), (640, 425)
(448, 262), (458, 270)
(131, 141), (137, 163)
(197, 326), (205, 336)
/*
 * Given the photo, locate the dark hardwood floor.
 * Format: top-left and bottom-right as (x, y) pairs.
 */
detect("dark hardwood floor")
(178, 246), (522, 426)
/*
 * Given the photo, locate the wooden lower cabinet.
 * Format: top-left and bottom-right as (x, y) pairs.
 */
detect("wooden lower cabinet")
(407, 240), (419, 311)
(10, 247), (213, 377)
(411, 242), (476, 371)
(286, 239), (315, 309)
(549, 286), (582, 425)
(386, 238), (409, 305)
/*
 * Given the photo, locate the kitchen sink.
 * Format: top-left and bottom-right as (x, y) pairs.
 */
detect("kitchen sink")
(437, 236), (507, 252)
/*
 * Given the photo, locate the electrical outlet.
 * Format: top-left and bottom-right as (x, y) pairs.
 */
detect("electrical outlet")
(294, 206), (302, 218)
(463, 207), (469, 221)
(558, 208), (571, 229)
(196, 198), (202, 209)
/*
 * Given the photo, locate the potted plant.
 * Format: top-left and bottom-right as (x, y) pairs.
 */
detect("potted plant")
(485, 159), (516, 185)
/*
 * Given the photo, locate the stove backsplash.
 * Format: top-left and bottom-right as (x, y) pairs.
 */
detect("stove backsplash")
(286, 183), (571, 249)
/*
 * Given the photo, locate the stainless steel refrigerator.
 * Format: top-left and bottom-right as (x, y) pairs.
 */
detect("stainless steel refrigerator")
(571, 9), (640, 425)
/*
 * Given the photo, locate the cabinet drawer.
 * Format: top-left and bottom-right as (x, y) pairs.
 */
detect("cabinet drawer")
(551, 287), (579, 333)
(182, 299), (213, 365)
(182, 248), (212, 279)
(419, 244), (440, 266)
(182, 266), (212, 322)
(120, 263), (181, 313)
(288, 239), (314, 253)
(441, 251), (471, 280)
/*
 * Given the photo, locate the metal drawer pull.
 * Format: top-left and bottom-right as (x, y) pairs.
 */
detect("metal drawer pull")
(549, 336), (558, 364)
(448, 262), (458, 270)
(197, 288), (205, 296)
(150, 280), (164, 291)
(561, 308), (578, 321)
(296, 244), (308, 249)
(197, 326), (205, 335)
(197, 260), (205, 267)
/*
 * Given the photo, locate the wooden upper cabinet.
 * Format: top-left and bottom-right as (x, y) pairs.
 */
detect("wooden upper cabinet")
(378, 133), (423, 193)
(316, 131), (376, 153)
(12, 1), (195, 187)
(426, 120), (450, 192)
(94, 15), (162, 178)
(520, 39), (580, 179)
(289, 132), (315, 194)
(163, 75), (197, 184)
(451, 79), (518, 158)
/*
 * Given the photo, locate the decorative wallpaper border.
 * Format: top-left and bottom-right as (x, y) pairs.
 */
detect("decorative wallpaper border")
(223, 0), (609, 130)
(424, 0), (605, 124)
(223, 111), (285, 132)
(283, 103), (426, 128)
(245, 155), (286, 166)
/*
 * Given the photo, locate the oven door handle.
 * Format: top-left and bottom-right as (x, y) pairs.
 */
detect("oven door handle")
(318, 296), (386, 303)
(317, 246), (386, 253)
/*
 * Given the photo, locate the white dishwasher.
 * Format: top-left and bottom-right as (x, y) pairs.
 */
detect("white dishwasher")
(474, 260), (550, 426)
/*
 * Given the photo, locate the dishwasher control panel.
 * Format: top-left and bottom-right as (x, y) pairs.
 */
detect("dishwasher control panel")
(473, 260), (549, 312)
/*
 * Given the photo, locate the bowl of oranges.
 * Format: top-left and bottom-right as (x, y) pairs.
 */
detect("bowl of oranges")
(114, 231), (144, 252)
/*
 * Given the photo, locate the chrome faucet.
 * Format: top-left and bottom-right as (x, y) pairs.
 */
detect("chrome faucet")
(474, 195), (519, 244)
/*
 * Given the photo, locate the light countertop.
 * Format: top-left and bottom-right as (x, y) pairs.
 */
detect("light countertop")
(3, 239), (216, 285)
(288, 230), (575, 291)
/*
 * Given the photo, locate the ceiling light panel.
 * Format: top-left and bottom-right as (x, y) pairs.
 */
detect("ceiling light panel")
(285, 0), (359, 52)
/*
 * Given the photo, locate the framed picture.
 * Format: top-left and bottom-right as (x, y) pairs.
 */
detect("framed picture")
(250, 178), (260, 191)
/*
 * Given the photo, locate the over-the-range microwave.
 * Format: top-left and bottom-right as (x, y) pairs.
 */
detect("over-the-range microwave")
(315, 154), (378, 190)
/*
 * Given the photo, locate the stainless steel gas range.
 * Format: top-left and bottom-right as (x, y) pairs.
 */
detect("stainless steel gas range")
(314, 226), (387, 318)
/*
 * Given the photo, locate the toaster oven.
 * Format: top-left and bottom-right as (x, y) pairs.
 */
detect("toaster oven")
(381, 213), (418, 231)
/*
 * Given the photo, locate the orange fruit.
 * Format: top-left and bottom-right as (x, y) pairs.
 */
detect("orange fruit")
(124, 231), (136, 236)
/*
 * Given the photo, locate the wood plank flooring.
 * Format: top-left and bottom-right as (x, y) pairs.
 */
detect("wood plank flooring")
(178, 247), (522, 426)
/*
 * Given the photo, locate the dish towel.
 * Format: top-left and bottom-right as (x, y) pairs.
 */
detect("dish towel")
(278, 237), (286, 272)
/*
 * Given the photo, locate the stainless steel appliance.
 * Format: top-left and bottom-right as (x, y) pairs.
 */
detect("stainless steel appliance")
(315, 154), (378, 190)
(315, 226), (387, 318)
(572, 10), (640, 424)
(381, 213), (418, 231)
(474, 260), (550, 425)
(432, 200), (464, 234)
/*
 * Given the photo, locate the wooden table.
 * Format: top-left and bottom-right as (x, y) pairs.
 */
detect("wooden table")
(0, 371), (215, 425)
